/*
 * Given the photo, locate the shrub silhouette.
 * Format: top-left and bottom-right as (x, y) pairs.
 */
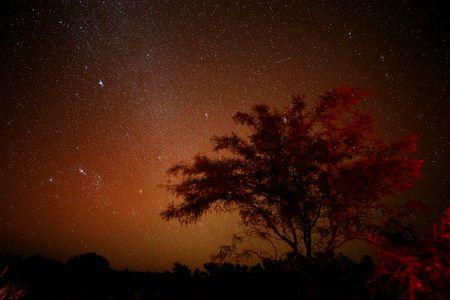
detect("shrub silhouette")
(66, 252), (110, 272)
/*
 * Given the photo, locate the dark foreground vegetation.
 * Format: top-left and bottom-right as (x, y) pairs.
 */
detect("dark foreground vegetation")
(1, 252), (378, 300)
(2, 207), (449, 300)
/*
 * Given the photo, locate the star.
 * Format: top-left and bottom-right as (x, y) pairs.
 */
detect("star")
(78, 167), (87, 176)
(98, 79), (104, 88)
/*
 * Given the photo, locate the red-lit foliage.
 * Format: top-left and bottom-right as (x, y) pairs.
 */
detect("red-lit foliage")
(162, 88), (424, 260)
(370, 206), (450, 299)
(0, 267), (26, 300)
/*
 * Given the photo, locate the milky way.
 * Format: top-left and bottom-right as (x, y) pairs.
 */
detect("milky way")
(1, 1), (449, 270)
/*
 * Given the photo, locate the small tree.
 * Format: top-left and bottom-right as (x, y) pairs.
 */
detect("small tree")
(162, 88), (423, 260)
(66, 252), (110, 272)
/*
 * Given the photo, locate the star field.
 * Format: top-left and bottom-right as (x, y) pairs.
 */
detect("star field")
(0, 1), (449, 271)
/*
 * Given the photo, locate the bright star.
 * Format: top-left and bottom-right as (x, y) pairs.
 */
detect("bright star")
(98, 79), (104, 87)
(79, 167), (87, 176)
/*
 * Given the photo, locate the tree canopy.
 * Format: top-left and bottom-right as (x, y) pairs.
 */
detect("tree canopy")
(162, 88), (423, 260)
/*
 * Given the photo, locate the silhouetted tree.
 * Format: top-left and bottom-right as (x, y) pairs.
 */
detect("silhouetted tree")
(65, 253), (111, 298)
(66, 252), (110, 272)
(162, 88), (423, 261)
(173, 262), (191, 278)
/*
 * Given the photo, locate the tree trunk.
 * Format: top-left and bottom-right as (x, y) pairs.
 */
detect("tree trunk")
(305, 237), (312, 259)
(304, 227), (312, 260)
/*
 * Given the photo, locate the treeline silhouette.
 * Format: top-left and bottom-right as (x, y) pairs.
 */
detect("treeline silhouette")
(1, 252), (376, 299)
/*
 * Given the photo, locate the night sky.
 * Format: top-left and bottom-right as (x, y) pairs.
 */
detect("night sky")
(1, 1), (449, 271)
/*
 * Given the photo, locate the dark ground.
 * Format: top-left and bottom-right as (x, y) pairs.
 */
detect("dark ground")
(1, 252), (380, 300)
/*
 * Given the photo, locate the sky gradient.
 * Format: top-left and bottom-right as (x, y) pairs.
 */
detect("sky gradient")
(1, 1), (449, 271)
